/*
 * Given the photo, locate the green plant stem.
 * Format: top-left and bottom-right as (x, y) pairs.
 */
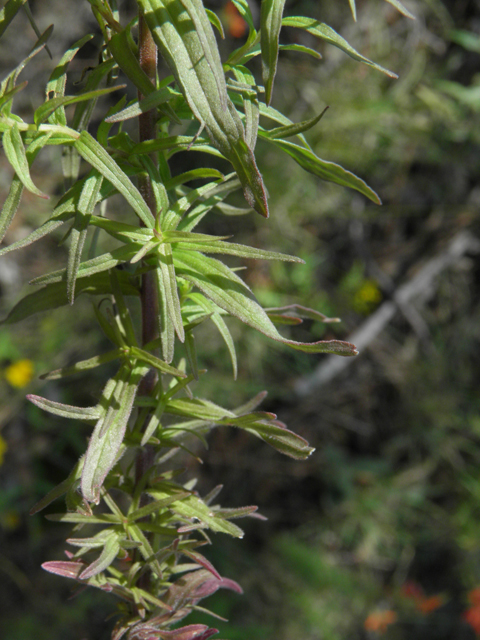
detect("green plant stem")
(135, 12), (159, 601)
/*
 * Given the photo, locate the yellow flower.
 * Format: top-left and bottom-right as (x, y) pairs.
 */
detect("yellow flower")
(0, 434), (7, 466)
(4, 359), (34, 388)
(353, 280), (382, 315)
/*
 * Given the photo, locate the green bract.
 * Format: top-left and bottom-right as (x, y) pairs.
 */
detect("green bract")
(0, 1), (410, 638)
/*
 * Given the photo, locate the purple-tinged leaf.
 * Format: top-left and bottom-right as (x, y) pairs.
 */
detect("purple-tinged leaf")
(157, 625), (219, 640)
(42, 561), (84, 580)
(173, 250), (358, 356)
(181, 550), (221, 580)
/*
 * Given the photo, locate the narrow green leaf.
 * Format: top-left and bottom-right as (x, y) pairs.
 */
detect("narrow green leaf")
(128, 492), (191, 522)
(35, 86), (125, 126)
(29, 458), (84, 515)
(232, 65), (259, 149)
(0, 177), (23, 243)
(205, 8), (224, 38)
(46, 33), (94, 126)
(384, 0), (415, 19)
(165, 168), (224, 192)
(167, 494), (244, 537)
(108, 26), (157, 98)
(0, 0), (28, 37)
(3, 124), (49, 198)
(282, 16), (398, 78)
(173, 239), (303, 262)
(278, 43), (322, 59)
(30, 243), (142, 286)
(155, 267), (175, 363)
(79, 533), (120, 579)
(0, 81), (28, 113)
(219, 413), (314, 460)
(261, 0), (286, 105)
(348, 0), (357, 20)
(45, 512), (121, 524)
(138, 0), (269, 217)
(189, 293), (237, 379)
(81, 366), (146, 504)
(109, 269), (138, 347)
(130, 346), (186, 377)
(2, 272), (138, 325)
(67, 171), (103, 304)
(75, 131), (154, 227)
(0, 215), (69, 257)
(266, 106), (328, 140)
(71, 58), (116, 132)
(40, 349), (123, 381)
(184, 330), (198, 380)
(174, 250), (358, 356)
(104, 85), (181, 123)
(27, 395), (101, 421)
(263, 137), (382, 204)
(158, 242), (185, 342)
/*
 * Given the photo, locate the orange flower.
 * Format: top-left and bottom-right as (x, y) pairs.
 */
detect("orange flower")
(364, 610), (397, 634)
(464, 605), (480, 635)
(223, 1), (247, 38)
(417, 595), (444, 614)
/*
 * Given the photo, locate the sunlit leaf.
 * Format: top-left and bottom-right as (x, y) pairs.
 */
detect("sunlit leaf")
(75, 131), (154, 227)
(2, 124), (49, 198)
(81, 366), (147, 504)
(261, 0), (286, 105)
(27, 395), (101, 421)
(138, 0), (269, 217)
(174, 250), (358, 356)
(261, 136), (382, 204)
(282, 16), (398, 78)
(0, 0), (28, 38)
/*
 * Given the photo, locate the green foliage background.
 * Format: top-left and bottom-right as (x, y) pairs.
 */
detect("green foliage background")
(1, 0), (480, 639)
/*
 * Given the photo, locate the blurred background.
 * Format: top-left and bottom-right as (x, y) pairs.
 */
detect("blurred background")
(1, 0), (480, 638)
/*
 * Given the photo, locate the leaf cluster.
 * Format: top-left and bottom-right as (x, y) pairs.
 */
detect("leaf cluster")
(0, 0), (410, 638)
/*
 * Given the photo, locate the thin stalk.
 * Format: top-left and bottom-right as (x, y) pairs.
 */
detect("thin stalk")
(135, 12), (159, 599)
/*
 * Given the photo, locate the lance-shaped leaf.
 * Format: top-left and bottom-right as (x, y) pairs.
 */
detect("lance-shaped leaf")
(35, 86), (125, 126)
(231, 65), (259, 149)
(261, 0), (286, 105)
(30, 243), (142, 286)
(158, 242), (185, 342)
(79, 532), (121, 579)
(29, 458), (84, 515)
(45, 34), (94, 125)
(138, 0), (269, 217)
(39, 349), (123, 380)
(266, 106), (328, 140)
(0, 213), (70, 257)
(2, 271), (138, 325)
(0, 176), (23, 243)
(155, 266), (176, 363)
(174, 250), (358, 356)
(348, 0), (357, 20)
(42, 561), (84, 580)
(75, 131), (154, 227)
(162, 494), (244, 537)
(105, 85), (181, 123)
(384, 0), (415, 19)
(219, 413), (314, 459)
(189, 293), (237, 378)
(0, 0), (28, 37)
(260, 136), (381, 204)
(67, 171), (104, 304)
(282, 16), (397, 78)
(172, 238), (304, 262)
(27, 395), (101, 421)
(129, 346), (186, 377)
(2, 124), (49, 199)
(81, 365), (147, 504)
